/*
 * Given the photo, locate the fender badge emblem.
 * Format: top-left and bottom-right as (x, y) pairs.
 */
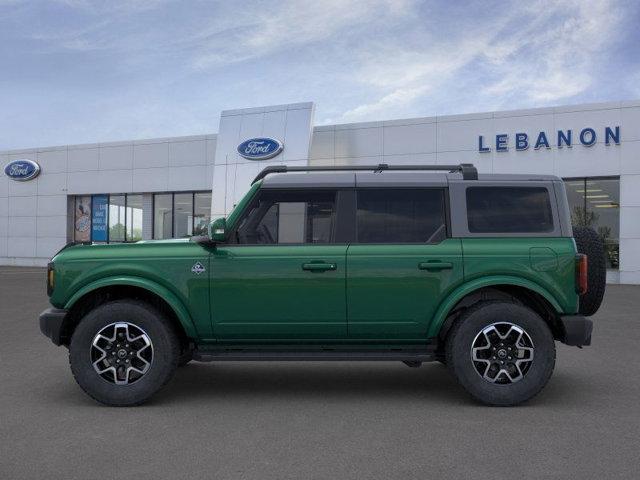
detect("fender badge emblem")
(191, 262), (206, 275)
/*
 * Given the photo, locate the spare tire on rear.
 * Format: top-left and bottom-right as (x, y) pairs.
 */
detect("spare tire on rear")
(573, 226), (606, 316)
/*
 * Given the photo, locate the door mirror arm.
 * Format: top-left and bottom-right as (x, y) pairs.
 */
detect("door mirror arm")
(190, 235), (217, 247)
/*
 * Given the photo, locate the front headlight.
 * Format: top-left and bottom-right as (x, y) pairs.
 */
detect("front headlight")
(47, 262), (55, 296)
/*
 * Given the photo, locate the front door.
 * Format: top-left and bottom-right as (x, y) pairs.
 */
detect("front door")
(211, 188), (347, 340)
(346, 188), (464, 340)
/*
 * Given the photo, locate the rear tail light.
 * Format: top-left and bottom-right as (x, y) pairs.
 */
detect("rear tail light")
(47, 262), (55, 296)
(575, 254), (588, 295)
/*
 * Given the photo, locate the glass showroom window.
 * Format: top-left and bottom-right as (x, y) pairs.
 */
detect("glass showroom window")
(126, 194), (144, 242)
(109, 195), (126, 242)
(564, 177), (620, 269)
(74, 196), (92, 242)
(153, 194), (173, 239)
(153, 191), (211, 239)
(73, 193), (144, 243)
(194, 192), (212, 236)
(174, 193), (193, 238)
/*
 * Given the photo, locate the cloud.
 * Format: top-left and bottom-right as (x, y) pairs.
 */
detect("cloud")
(337, 35), (494, 121)
(15, 0), (414, 66)
(339, 85), (429, 121)
(0, 0), (635, 149)
(334, 0), (626, 122)
(481, 0), (622, 104)
(191, 0), (413, 69)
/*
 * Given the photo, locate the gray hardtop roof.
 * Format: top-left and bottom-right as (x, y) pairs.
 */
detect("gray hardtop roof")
(261, 170), (561, 188)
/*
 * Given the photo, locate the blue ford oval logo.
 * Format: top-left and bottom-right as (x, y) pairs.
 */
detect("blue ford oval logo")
(4, 159), (41, 181)
(237, 137), (283, 160)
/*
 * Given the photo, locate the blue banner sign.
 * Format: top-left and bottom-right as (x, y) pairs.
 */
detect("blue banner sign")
(91, 195), (108, 242)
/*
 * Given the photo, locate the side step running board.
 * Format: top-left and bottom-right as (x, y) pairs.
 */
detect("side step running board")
(192, 349), (436, 362)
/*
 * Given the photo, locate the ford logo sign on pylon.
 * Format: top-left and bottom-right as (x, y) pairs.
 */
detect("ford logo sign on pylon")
(237, 138), (283, 160)
(4, 159), (41, 181)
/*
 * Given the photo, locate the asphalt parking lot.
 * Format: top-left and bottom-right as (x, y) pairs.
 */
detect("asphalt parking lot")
(1, 267), (639, 479)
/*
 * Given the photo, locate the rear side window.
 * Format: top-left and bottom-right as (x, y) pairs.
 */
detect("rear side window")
(356, 189), (447, 243)
(466, 187), (554, 233)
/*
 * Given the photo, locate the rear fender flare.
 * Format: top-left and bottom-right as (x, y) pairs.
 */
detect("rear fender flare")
(427, 276), (563, 338)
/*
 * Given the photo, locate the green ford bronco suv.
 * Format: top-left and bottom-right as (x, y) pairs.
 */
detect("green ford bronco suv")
(40, 163), (605, 406)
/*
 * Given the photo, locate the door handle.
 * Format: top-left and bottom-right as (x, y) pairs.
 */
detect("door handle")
(302, 262), (337, 272)
(418, 261), (453, 271)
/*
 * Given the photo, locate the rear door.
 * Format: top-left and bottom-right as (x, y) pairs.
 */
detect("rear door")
(346, 188), (464, 340)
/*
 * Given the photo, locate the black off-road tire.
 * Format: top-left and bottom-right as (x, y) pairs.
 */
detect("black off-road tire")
(446, 301), (556, 406)
(573, 226), (606, 316)
(69, 300), (180, 406)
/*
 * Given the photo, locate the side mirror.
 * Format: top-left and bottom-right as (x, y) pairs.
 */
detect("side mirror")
(209, 217), (227, 243)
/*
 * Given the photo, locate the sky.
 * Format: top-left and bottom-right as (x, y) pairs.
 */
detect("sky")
(1, 0), (639, 150)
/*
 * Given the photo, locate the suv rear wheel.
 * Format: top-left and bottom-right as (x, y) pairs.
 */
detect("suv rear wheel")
(446, 301), (556, 406)
(69, 300), (180, 406)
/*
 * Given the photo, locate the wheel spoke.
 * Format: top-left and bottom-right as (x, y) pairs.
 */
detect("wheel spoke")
(114, 366), (128, 385)
(472, 344), (491, 360)
(92, 344), (107, 357)
(504, 366), (523, 382)
(93, 333), (112, 345)
(483, 326), (499, 343)
(513, 362), (525, 380)
(127, 332), (147, 343)
(515, 346), (534, 360)
(93, 361), (114, 375)
(136, 337), (152, 351)
(484, 366), (500, 382)
(135, 352), (151, 369)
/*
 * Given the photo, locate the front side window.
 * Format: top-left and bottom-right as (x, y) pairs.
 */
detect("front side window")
(466, 187), (554, 234)
(235, 190), (336, 244)
(356, 189), (446, 244)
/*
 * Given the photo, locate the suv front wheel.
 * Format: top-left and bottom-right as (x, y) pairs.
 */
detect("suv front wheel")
(69, 300), (180, 406)
(446, 301), (556, 406)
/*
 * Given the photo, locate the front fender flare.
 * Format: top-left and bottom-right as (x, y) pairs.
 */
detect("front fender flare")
(64, 276), (197, 338)
(427, 276), (563, 338)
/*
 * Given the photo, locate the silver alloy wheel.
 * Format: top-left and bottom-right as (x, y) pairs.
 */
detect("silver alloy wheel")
(471, 322), (534, 384)
(90, 322), (153, 385)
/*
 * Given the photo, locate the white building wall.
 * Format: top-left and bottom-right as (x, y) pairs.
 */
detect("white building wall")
(0, 134), (216, 266)
(211, 102), (315, 217)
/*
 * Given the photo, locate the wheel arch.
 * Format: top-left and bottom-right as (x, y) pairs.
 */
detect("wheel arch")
(59, 276), (197, 346)
(429, 277), (564, 341)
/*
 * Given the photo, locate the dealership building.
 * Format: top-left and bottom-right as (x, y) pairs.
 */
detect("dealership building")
(1, 100), (639, 283)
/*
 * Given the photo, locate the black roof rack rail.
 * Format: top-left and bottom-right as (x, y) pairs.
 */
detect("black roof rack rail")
(252, 163), (478, 184)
